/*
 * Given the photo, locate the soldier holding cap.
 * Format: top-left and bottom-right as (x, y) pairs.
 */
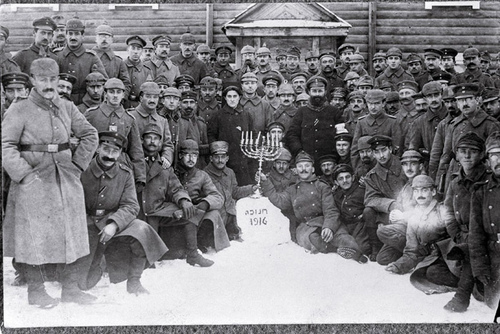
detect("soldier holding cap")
(56, 18), (108, 105)
(274, 84), (297, 133)
(143, 34), (181, 86)
(374, 47), (414, 91)
(57, 73), (77, 101)
(239, 71), (274, 133)
(337, 43), (356, 79)
(305, 50), (320, 77)
(2, 57), (99, 307)
(1, 71), (29, 111)
(470, 131), (500, 310)
(77, 72), (106, 113)
(124, 35), (153, 109)
(406, 53), (432, 91)
(170, 32), (209, 85)
(372, 50), (387, 78)
(84, 78), (147, 187)
(49, 15), (66, 52)
(13, 17), (59, 76)
(197, 76), (221, 124)
(456, 46), (495, 90)
(0, 26), (21, 76)
(130, 81), (174, 169)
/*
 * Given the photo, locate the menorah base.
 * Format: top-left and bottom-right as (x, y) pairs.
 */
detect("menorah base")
(250, 187), (262, 199)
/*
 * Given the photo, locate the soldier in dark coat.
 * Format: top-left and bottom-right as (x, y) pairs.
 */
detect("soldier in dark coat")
(197, 76), (221, 125)
(143, 35), (180, 85)
(0, 26), (20, 77)
(396, 80), (423, 151)
(456, 46), (495, 91)
(212, 46), (238, 87)
(423, 48), (456, 86)
(318, 154), (339, 188)
(123, 35), (153, 109)
(354, 136), (376, 186)
(1, 71), (29, 113)
(170, 32), (209, 85)
(274, 83), (297, 134)
(374, 47), (414, 91)
(77, 72), (105, 113)
(316, 51), (344, 101)
(405, 53), (432, 91)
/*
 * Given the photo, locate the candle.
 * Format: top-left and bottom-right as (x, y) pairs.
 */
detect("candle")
(241, 131), (244, 146)
(256, 131), (261, 146)
(250, 131), (253, 146)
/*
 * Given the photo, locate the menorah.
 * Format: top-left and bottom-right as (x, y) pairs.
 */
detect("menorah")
(240, 131), (282, 198)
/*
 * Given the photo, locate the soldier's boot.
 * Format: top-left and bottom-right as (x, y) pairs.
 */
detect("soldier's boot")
(444, 260), (474, 313)
(185, 222), (214, 267)
(226, 218), (242, 241)
(12, 259), (26, 286)
(61, 261), (97, 304)
(472, 281), (485, 302)
(309, 232), (328, 253)
(337, 247), (368, 264)
(25, 265), (59, 309)
(127, 242), (150, 296)
(366, 226), (383, 262)
(161, 229), (187, 260)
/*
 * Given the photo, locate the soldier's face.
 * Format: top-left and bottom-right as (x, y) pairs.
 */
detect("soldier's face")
(158, 84), (169, 94)
(292, 78), (306, 94)
(286, 55), (299, 70)
(264, 82), (278, 99)
(197, 52), (210, 62)
(106, 88), (125, 106)
(443, 98), (459, 116)
(53, 27), (66, 43)
(4, 86), (28, 104)
(31, 74), (58, 100)
(349, 61), (364, 73)
(141, 93), (159, 110)
(142, 133), (162, 155)
(96, 33), (113, 49)
(407, 61), (422, 74)
(335, 172), (353, 190)
(164, 95), (180, 111)
(128, 45), (143, 62)
(57, 79), (72, 97)
(414, 98), (428, 113)
(398, 88), (415, 105)
(279, 93), (295, 107)
(200, 86), (216, 102)
(320, 56), (335, 73)
(66, 30), (83, 48)
(273, 160), (290, 175)
(210, 153), (229, 170)
(424, 56), (440, 70)
(464, 56), (480, 70)
(257, 54), (270, 66)
(456, 96), (478, 117)
(33, 27), (54, 48)
(87, 84), (104, 100)
(217, 53), (230, 66)
(346, 78), (358, 91)
(97, 142), (122, 168)
(242, 52), (255, 65)
(320, 161), (335, 176)
(441, 56), (455, 70)
(385, 100), (400, 115)
(330, 96), (345, 109)
(358, 85), (372, 92)
(180, 151), (198, 169)
(276, 56), (286, 68)
(484, 99), (500, 118)
(413, 187), (435, 206)
(241, 81), (257, 94)
(456, 147), (483, 171)
(306, 57), (319, 70)
(386, 56), (401, 70)
(359, 148), (374, 164)
(487, 150), (500, 177)
(143, 48), (153, 58)
(373, 145), (392, 165)
(367, 100), (384, 116)
(224, 90), (240, 108)
(296, 161), (314, 179)
(178, 84), (191, 93)
(180, 42), (194, 57)
(155, 43), (170, 58)
(402, 161), (422, 179)
(349, 98), (365, 113)
(424, 92), (442, 110)
(373, 58), (386, 72)
(340, 51), (353, 63)
(480, 59), (490, 72)
(336, 141), (350, 157)
(181, 99), (197, 117)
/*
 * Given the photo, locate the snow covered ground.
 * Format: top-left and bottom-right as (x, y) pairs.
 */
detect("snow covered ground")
(3, 198), (496, 328)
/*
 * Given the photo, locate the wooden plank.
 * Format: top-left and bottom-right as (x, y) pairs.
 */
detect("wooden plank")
(375, 18), (500, 27)
(368, 2), (376, 77)
(376, 35), (499, 46)
(377, 10), (499, 19)
(206, 4), (214, 48)
(377, 26), (500, 36)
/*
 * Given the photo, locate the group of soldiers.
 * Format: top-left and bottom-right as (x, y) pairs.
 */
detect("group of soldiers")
(1, 15), (500, 316)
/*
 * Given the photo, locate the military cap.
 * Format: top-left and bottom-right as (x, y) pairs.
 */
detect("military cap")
(154, 73), (170, 86)
(277, 83), (295, 96)
(358, 136), (373, 151)
(386, 47), (403, 58)
(180, 32), (195, 44)
(59, 73), (77, 85)
(51, 15), (65, 28)
(332, 87), (348, 98)
(480, 51), (491, 62)
(290, 72), (308, 82)
(256, 46), (271, 56)
(286, 46), (301, 58)
(335, 133), (353, 143)
(144, 39), (154, 50)
(406, 53), (423, 64)
(33, 17), (57, 31)
(372, 50), (386, 60)
(349, 53), (365, 63)
(180, 139), (199, 153)
(95, 24), (113, 36)
(276, 148), (292, 162)
(432, 71), (452, 83)
(0, 26), (9, 39)
(305, 50), (319, 60)
(401, 150), (423, 163)
(463, 46), (480, 58)
(126, 35), (146, 48)
(215, 46), (232, 55)
(338, 43), (356, 55)
(456, 131), (485, 152)
(296, 93), (309, 102)
(421, 81), (442, 97)
(222, 85), (242, 97)
(306, 76), (328, 90)
(424, 48), (443, 59)
(65, 18), (85, 32)
(267, 121), (285, 132)
(163, 87), (182, 98)
(262, 72), (282, 86)
(140, 81), (160, 95)
(152, 35), (171, 46)
(240, 72), (258, 82)
(143, 123), (162, 139)
(397, 80), (419, 92)
(344, 71), (360, 82)
(347, 90), (365, 102)
(333, 164), (354, 180)
(99, 131), (126, 149)
(296, 151), (314, 164)
(181, 90), (198, 101)
(357, 75), (374, 88)
(2, 72), (30, 88)
(365, 89), (386, 102)
(175, 74), (195, 87)
(442, 87), (455, 100)
(104, 78), (125, 91)
(210, 141), (229, 155)
(379, 81), (393, 91)
(86, 72), (106, 85)
(441, 48), (458, 59)
(411, 175), (434, 188)
(30, 58), (59, 76)
(385, 91), (400, 103)
(481, 87), (499, 103)
(319, 154), (339, 165)
(196, 44), (211, 53)
(369, 135), (392, 149)
(485, 131), (500, 153)
(453, 83), (479, 98)
(241, 45), (255, 54)
(276, 48), (287, 58)
(199, 76), (217, 88)
(319, 50), (336, 60)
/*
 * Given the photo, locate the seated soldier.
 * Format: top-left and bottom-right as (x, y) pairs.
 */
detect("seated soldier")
(354, 135), (376, 187)
(204, 141), (256, 241)
(261, 151), (368, 263)
(332, 164), (371, 256)
(318, 154), (339, 188)
(175, 139), (230, 253)
(335, 132), (353, 166)
(79, 132), (168, 295)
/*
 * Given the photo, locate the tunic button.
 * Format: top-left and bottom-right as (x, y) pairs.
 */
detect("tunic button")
(491, 223), (495, 226)
(489, 206), (493, 209)
(311, 192), (314, 194)
(456, 211), (459, 214)
(100, 195), (104, 197)
(312, 204), (315, 206)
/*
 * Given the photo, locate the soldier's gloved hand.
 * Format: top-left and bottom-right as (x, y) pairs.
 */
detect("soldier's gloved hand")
(389, 209), (404, 222)
(321, 228), (333, 243)
(196, 201), (209, 212)
(99, 220), (118, 244)
(180, 199), (195, 219)
(135, 182), (145, 193)
(385, 263), (401, 274)
(257, 172), (267, 182)
(161, 157), (171, 169)
(477, 275), (490, 286)
(358, 176), (365, 187)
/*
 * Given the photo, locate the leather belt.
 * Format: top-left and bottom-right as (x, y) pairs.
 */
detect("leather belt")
(87, 209), (112, 217)
(20, 143), (70, 153)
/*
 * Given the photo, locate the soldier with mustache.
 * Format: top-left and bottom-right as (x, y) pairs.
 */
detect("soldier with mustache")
(170, 32), (209, 85)
(456, 46), (495, 91)
(49, 15), (66, 52)
(273, 84), (297, 133)
(143, 35), (180, 86)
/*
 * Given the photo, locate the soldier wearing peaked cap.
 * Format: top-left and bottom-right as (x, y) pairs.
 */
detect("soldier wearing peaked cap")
(175, 74), (196, 93)
(0, 26), (21, 78)
(337, 43), (356, 79)
(57, 73), (77, 101)
(441, 48), (460, 75)
(406, 53), (432, 91)
(77, 72), (106, 113)
(197, 76), (221, 124)
(305, 50), (320, 77)
(143, 34), (181, 87)
(372, 50), (387, 78)
(49, 15), (66, 52)
(124, 35), (153, 109)
(274, 83), (298, 134)
(2, 71), (29, 112)
(374, 47), (414, 91)
(335, 132), (353, 166)
(170, 32), (209, 85)
(318, 153), (339, 187)
(262, 71), (283, 110)
(481, 87), (500, 120)
(456, 46), (495, 90)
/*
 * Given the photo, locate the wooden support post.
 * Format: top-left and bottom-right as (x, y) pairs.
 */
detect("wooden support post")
(235, 37), (242, 69)
(368, 2), (377, 77)
(312, 37), (319, 53)
(254, 37), (261, 49)
(206, 4), (214, 47)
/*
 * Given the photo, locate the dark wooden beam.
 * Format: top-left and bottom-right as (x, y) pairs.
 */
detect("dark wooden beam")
(206, 4), (214, 47)
(368, 2), (377, 77)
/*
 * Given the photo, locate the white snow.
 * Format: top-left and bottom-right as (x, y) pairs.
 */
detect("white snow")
(3, 197), (495, 327)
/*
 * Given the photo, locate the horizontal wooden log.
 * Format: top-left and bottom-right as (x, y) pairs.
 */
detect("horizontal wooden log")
(377, 26), (500, 36)
(376, 18), (500, 27)
(378, 35), (499, 44)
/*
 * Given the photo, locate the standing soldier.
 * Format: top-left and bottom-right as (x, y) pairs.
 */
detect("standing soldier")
(396, 80), (421, 150)
(255, 46), (284, 88)
(441, 48), (460, 75)
(280, 46), (303, 82)
(170, 32), (208, 85)
(337, 43), (356, 79)
(2, 58), (99, 307)
(406, 53), (432, 91)
(159, 87), (182, 139)
(344, 90), (368, 134)
(262, 72), (282, 111)
(212, 46), (238, 87)
(56, 18), (108, 105)
(305, 50), (320, 78)
(49, 15), (66, 52)
(424, 48), (455, 84)
(197, 76), (220, 124)
(274, 83), (297, 133)
(76, 72), (106, 114)
(143, 34), (180, 85)
(239, 72), (274, 133)
(372, 50), (387, 78)
(456, 46), (495, 91)
(317, 51), (344, 101)
(2, 72), (29, 112)
(141, 39), (154, 62)
(374, 47), (414, 91)
(123, 35), (153, 109)
(235, 45), (258, 79)
(13, 17), (59, 75)
(0, 26), (20, 77)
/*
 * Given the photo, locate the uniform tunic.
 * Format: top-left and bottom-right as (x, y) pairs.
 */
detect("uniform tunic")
(408, 103), (448, 153)
(397, 103), (423, 151)
(456, 68), (495, 91)
(374, 66), (415, 91)
(274, 105), (298, 134)
(428, 113), (456, 182)
(170, 54), (208, 85)
(77, 93), (101, 114)
(0, 52), (20, 77)
(212, 62), (238, 86)
(239, 95), (274, 133)
(197, 98), (220, 125)
(143, 55), (180, 85)
(123, 57), (153, 108)
(12, 43), (59, 75)
(92, 48), (132, 98)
